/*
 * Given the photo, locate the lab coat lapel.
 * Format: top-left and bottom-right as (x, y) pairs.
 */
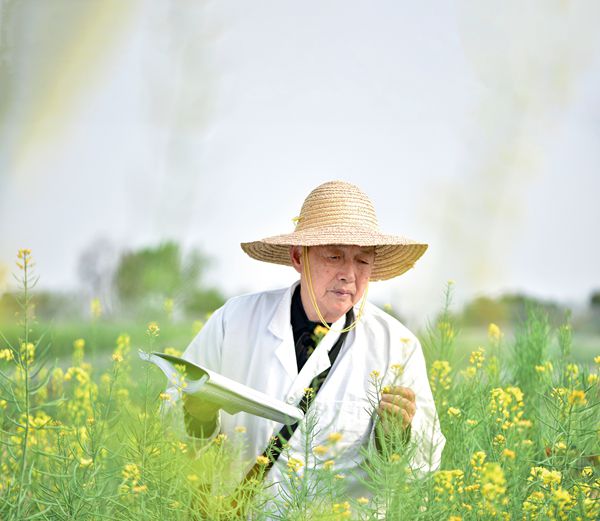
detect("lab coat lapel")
(269, 283), (298, 380)
(285, 313), (346, 403)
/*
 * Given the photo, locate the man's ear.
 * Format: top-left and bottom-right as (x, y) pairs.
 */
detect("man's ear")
(290, 245), (302, 274)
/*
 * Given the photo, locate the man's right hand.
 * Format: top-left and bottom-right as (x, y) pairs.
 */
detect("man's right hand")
(183, 394), (220, 438)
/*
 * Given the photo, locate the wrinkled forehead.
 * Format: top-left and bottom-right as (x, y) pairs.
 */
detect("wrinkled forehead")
(310, 244), (376, 255)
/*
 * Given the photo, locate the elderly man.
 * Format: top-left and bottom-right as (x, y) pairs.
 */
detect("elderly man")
(178, 180), (445, 503)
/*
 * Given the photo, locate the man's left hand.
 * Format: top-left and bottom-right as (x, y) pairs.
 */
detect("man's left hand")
(377, 386), (416, 430)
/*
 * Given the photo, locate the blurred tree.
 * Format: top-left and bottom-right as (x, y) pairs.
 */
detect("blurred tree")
(113, 241), (224, 319)
(590, 290), (600, 308)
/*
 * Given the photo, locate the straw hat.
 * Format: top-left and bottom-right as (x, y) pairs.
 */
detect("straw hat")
(241, 180), (428, 281)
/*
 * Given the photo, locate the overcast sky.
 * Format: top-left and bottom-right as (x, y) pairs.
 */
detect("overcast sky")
(1, 0), (599, 325)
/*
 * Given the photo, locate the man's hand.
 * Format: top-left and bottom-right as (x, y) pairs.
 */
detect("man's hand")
(183, 394), (220, 422)
(377, 386), (416, 430)
(182, 395), (220, 438)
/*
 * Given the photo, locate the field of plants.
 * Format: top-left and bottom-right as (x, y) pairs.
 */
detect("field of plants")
(0, 250), (598, 520)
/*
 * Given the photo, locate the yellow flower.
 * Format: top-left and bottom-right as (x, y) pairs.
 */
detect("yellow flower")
(390, 453), (401, 463)
(73, 338), (85, 351)
(313, 325), (329, 338)
(469, 347), (485, 368)
(391, 363), (404, 376)
(466, 419), (477, 426)
(488, 323), (501, 342)
(256, 455), (269, 466)
(323, 460), (334, 470)
(581, 466), (593, 478)
(146, 321), (160, 337)
(234, 425), (247, 433)
(594, 355), (600, 365)
(370, 369), (381, 380)
(327, 432), (343, 443)
(132, 484), (148, 494)
(90, 298), (102, 319)
(112, 352), (123, 363)
(357, 497), (369, 505)
(449, 517), (462, 521)
(313, 445), (329, 456)
(213, 433), (227, 446)
(493, 434), (505, 446)
(588, 374), (598, 385)
(568, 389), (587, 406)
(554, 441), (567, 452)
(287, 457), (304, 473)
(502, 448), (516, 460)
(0, 348), (13, 361)
(334, 473), (345, 480)
(159, 392), (171, 402)
(565, 363), (579, 379)
(79, 457), (93, 467)
(400, 337), (411, 344)
(447, 407), (461, 418)
(164, 346), (182, 357)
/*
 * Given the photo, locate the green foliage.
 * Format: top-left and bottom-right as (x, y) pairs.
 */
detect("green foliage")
(113, 241), (225, 319)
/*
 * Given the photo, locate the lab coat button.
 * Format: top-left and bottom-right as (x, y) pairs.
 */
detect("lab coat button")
(287, 396), (295, 404)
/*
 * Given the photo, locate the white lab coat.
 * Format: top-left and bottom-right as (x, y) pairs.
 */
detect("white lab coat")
(174, 281), (445, 500)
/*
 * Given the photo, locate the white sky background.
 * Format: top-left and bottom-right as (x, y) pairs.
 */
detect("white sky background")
(1, 0), (599, 325)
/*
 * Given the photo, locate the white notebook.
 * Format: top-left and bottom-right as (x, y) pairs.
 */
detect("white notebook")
(139, 350), (304, 425)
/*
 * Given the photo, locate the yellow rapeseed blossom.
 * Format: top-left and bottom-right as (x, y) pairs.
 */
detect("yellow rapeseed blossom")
(287, 457), (304, 473)
(146, 322), (160, 337)
(164, 346), (182, 357)
(447, 407), (461, 418)
(79, 457), (93, 467)
(323, 460), (334, 470)
(568, 389), (587, 406)
(213, 433), (227, 446)
(0, 348), (13, 361)
(112, 352), (123, 363)
(488, 323), (501, 342)
(554, 441), (567, 452)
(313, 325), (329, 339)
(73, 338), (85, 351)
(565, 363), (579, 379)
(469, 347), (485, 369)
(159, 392), (171, 402)
(313, 445), (329, 456)
(234, 425), (247, 433)
(390, 453), (401, 463)
(163, 298), (174, 316)
(466, 419), (477, 426)
(588, 373), (598, 385)
(370, 369), (381, 380)
(256, 455), (269, 466)
(327, 432), (343, 443)
(437, 321), (455, 342)
(90, 298), (102, 319)
(357, 497), (369, 505)
(430, 360), (452, 395)
(334, 474), (346, 480)
(501, 448), (516, 460)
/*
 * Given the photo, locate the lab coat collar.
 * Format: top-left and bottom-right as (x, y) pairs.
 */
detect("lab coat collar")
(270, 281), (349, 396)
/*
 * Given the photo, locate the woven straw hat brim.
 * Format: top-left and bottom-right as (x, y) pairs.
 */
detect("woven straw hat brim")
(241, 227), (428, 281)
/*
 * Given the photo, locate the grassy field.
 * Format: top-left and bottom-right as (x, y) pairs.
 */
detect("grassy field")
(1, 253), (598, 519)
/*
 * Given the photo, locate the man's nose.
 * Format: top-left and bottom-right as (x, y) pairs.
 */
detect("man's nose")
(337, 259), (355, 282)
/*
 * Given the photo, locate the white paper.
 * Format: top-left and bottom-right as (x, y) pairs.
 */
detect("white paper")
(139, 350), (303, 425)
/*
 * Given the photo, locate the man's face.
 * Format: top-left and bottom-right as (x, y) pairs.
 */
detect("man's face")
(290, 245), (375, 323)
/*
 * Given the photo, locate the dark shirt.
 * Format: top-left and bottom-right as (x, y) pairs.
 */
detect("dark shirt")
(290, 285), (330, 373)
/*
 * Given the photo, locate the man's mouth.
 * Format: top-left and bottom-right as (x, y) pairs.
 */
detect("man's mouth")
(330, 289), (353, 297)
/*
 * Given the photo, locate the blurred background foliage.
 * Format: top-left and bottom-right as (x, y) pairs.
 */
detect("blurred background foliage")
(0, 241), (598, 368)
